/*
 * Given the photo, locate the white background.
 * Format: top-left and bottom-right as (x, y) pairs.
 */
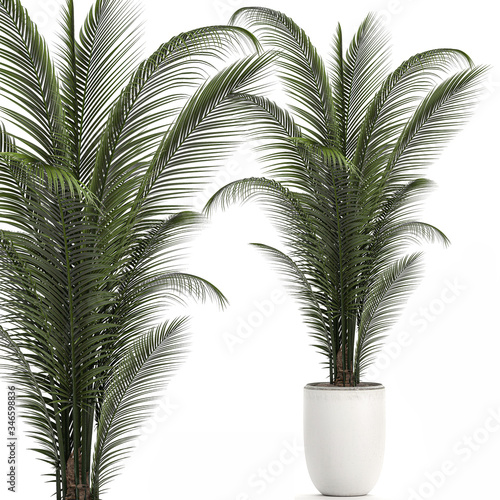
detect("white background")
(0, 0), (499, 499)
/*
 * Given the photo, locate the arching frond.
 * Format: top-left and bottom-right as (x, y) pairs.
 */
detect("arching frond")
(0, 0), (66, 162)
(128, 51), (276, 223)
(91, 25), (261, 206)
(231, 7), (336, 145)
(385, 65), (488, 185)
(91, 317), (189, 496)
(250, 243), (329, 355)
(340, 13), (391, 159)
(353, 48), (474, 179)
(355, 253), (424, 381)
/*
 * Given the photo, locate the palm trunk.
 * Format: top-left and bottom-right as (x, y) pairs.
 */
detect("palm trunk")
(81, 406), (94, 500)
(65, 448), (92, 500)
(334, 348), (354, 386)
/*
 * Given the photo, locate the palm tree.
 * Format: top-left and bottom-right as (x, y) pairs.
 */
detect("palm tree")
(205, 8), (487, 387)
(0, 1), (273, 499)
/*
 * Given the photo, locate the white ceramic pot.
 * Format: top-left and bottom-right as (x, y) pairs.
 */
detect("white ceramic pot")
(304, 382), (385, 496)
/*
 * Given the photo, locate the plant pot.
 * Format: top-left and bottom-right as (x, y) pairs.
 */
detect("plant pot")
(304, 382), (385, 496)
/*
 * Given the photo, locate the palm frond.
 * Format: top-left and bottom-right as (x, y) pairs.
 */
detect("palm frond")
(353, 48), (474, 178)
(116, 211), (206, 283)
(379, 220), (450, 248)
(0, 326), (60, 468)
(127, 272), (228, 308)
(205, 176), (306, 222)
(94, 211), (211, 380)
(340, 13), (391, 159)
(385, 65), (488, 185)
(91, 317), (189, 496)
(90, 25), (261, 206)
(329, 23), (346, 152)
(354, 253), (424, 381)
(128, 51), (276, 222)
(0, 151), (90, 199)
(204, 176), (329, 292)
(250, 243), (329, 355)
(0, 0), (66, 162)
(230, 7), (336, 145)
(223, 93), (307, 187)
(58, 0), (143, 181)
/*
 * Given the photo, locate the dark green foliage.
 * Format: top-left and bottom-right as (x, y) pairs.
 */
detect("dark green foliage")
(206, 7), (487, 386)
(0, 1), (270, 498)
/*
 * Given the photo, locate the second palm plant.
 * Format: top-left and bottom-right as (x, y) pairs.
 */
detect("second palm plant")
(206, 7), (487, 386)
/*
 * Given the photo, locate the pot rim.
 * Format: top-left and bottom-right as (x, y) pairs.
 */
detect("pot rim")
(305, 382), (384, 391)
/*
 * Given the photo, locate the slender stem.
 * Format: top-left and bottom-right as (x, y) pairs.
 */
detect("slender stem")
(81, 405), (94, 499)
(328, 311), (335, 384)
(333, 317), (339, 383)
(329, 319), (333, 385)
(349, 316), (356, 386)
(56, 468), (61, 500)
(49, 377), (66, 500)
(81, 407), (88, 499)
(59, 199), (80, 499)
(65, 0), (81, 180)
(61, 407), (69, 495)
(330, 162), (347, 386)
(73, 408), (81, 499)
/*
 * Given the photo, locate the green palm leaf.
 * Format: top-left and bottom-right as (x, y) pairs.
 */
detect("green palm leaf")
(58, 0), (143, 181)
(91, 317), (189, 496)
(0, 327), (60, 467)
(0, 0), (66, 162)
(384, 65), (488, 186)
(230, 7), (336, 145)
(355, 253), (424, 381)
(339, 13), (391, 159)
(250, 243), (329, 355)
(353, 48), (473, 176)
(129, 51), (276, 223)
(90, 25), (261, 205)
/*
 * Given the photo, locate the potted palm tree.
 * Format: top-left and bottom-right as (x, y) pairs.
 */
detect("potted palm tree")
(205, 7), (487, 496)
(0, 1), (272, 499)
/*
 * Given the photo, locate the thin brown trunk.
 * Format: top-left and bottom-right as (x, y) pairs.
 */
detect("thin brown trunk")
(65, 448), (92, 500)
(334, 349), (354, 386)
